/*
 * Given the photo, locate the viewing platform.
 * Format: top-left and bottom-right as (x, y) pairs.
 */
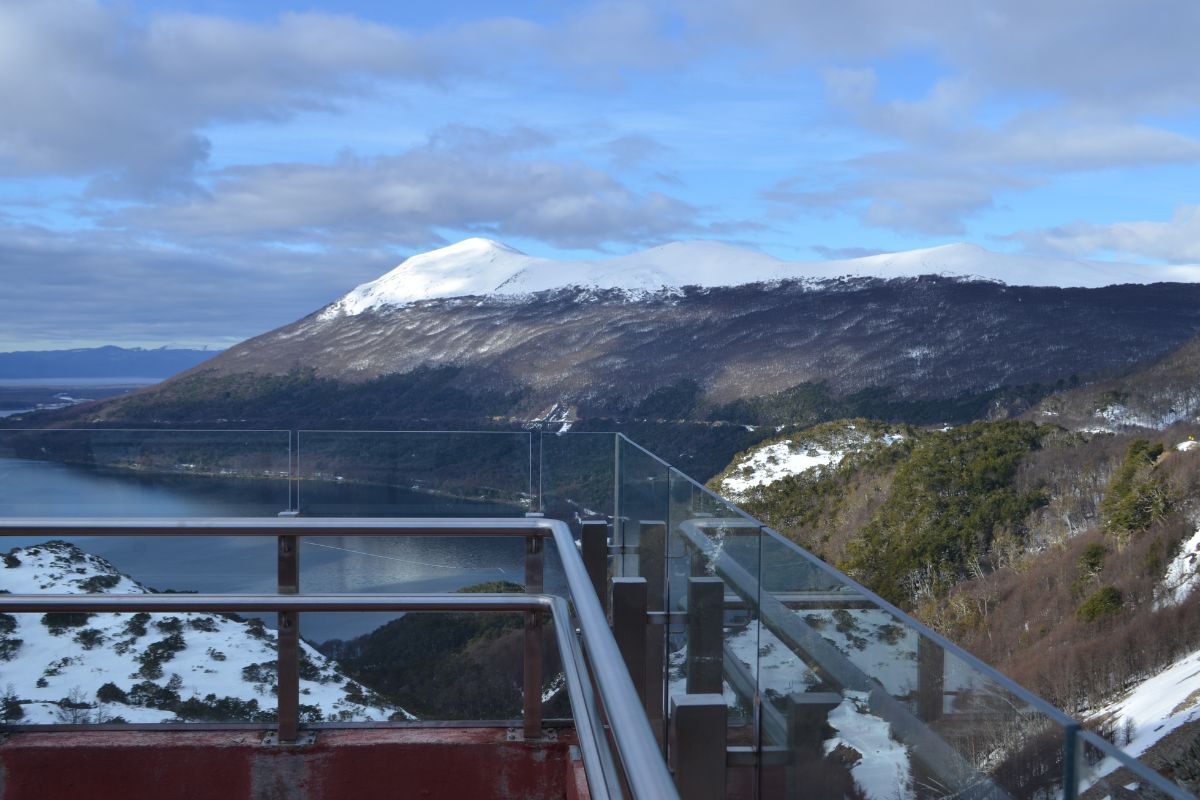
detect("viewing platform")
(0, 429), (1191, 799)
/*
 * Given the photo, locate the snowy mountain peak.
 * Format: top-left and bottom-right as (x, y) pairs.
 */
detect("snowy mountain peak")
(317, 238), (1200, 319)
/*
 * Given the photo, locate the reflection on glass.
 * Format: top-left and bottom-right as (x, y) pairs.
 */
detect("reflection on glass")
(296, 431), (530, 517)
(539, 432), (616, 522)
(319, 611), (567, 723)
(0, 428), (292, 518)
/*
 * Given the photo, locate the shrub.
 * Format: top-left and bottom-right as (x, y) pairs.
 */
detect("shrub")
(242, 661), (275, 686)
(80, 574), (120, 592)
(0, 638), (22, 661)
(2, 685), (22, 721)
(136, 633), (186, 679)
(122, 612), (150, 638)
(74, 628), (105, 650)
(1077, 586), (1124, 622)
(127, 680), (180, 711)
(96, 682), (128, 704)
(1101, 439), (1171, 537)
(40, 612), (92, 635)
(174, 694), (268, 722)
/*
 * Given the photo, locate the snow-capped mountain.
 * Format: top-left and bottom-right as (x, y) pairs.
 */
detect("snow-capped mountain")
(0, 541), (411, 724)
(54, 237), (1200, 430)
(319, 238), (1199, 319)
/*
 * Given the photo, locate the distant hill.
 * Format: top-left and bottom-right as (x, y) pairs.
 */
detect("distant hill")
(1027, 334), (1200, 432)
(0, 346), (219, 379)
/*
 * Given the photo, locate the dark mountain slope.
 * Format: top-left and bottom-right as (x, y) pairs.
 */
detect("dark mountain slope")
(91, 279), (1200, 425)
(1029, 333), (1200, 431)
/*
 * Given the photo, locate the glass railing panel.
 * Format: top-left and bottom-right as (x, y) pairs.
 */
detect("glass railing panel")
(616, 435), (671, 578)
(0, 428), (292, 518)
(295, 430), (530, 517)
(538, 431), (616, 523)
(667, 468), (763, 794)
(0, 428), (290, 599)
(296, 533), (537, 661)
(294, 431), (539, 650)
(934, 649), (1068, 799)
(314, 610), (567, 724)
(752, 524), (1085, 800)
(1077, 729), (1194, 800)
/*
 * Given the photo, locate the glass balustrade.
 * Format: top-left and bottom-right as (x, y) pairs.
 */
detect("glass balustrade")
(0, 428), (1192, 799)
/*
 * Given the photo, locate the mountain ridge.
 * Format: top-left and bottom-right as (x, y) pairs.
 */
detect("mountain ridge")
(319, 238), (1200, 318)
(0, 345), (220, 380)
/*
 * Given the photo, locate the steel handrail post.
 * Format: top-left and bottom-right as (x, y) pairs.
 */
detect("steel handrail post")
(277, 532), (300, 742)
(524, 534), (545, 738)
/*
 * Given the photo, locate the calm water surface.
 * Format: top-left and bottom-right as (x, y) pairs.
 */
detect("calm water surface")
(0, 457), (563, 640)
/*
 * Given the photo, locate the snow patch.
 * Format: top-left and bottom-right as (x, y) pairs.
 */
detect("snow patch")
(1088, 646), (1200, 786)
(720, 426), (905, 500)
(825, 691), (914, 800)
(1157, 527), (1200, 609)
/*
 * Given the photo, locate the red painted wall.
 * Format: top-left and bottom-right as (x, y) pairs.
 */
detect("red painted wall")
(0, 728), (587, 800)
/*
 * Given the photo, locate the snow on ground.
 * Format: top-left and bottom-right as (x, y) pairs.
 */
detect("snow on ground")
(720, 425), (904, 499)
(1156, 527), (1200, 609)
(668, 624), (912, 800)
(826, 691), (914, 800)
(318, 238), (1199, 319)
(721, 441), (842, 497)
(1086, 646), (1200, 788)
(800, 608), (917, 697)
(1177, 439), (1199, 452)
(1096, 403), (1196, 431)
(0, 541), (412, 724)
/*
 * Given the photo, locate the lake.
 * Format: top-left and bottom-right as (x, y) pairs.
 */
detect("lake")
(0, 456), (565, 641)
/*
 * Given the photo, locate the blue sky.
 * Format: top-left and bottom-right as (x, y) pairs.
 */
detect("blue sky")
(2, 0), (1200, 349)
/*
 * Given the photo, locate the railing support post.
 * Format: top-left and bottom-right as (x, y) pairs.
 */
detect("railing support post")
(612, 577), (648, 705)
(641, 520), (667, 747)
(785, 692), (842, 798)
(524, 535), (545, 739)
(917, 636), (944, 722)
(581, 520), (609, 616)
(669, 694), (726, 800)
(276, 534), (299, 743)
(686, 577), (724, 694)
(1063, 722), (1080, 800)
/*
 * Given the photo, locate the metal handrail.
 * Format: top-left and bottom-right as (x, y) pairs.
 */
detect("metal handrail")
(0, 517), (680, 800)
(0, 592), (612, 796)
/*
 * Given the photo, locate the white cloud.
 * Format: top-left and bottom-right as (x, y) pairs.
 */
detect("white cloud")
(114, 128), (700, 249)
(764, 66), (1200, 235)
(0, 2), (461, 193)
(679, 0), (1200, 114)
(1012, 205), (1200, 265)
(0, 222), (395, 349)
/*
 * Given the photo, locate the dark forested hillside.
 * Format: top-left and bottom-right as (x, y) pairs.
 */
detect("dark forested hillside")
(31, 279), (1200, 432)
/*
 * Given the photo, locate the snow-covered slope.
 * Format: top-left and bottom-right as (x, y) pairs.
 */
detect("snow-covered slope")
(716, 421), (907, 501)
(0, 541), (411, 724)
(320, 238), (1200, 318)
(1088, 645), (1200, 788)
